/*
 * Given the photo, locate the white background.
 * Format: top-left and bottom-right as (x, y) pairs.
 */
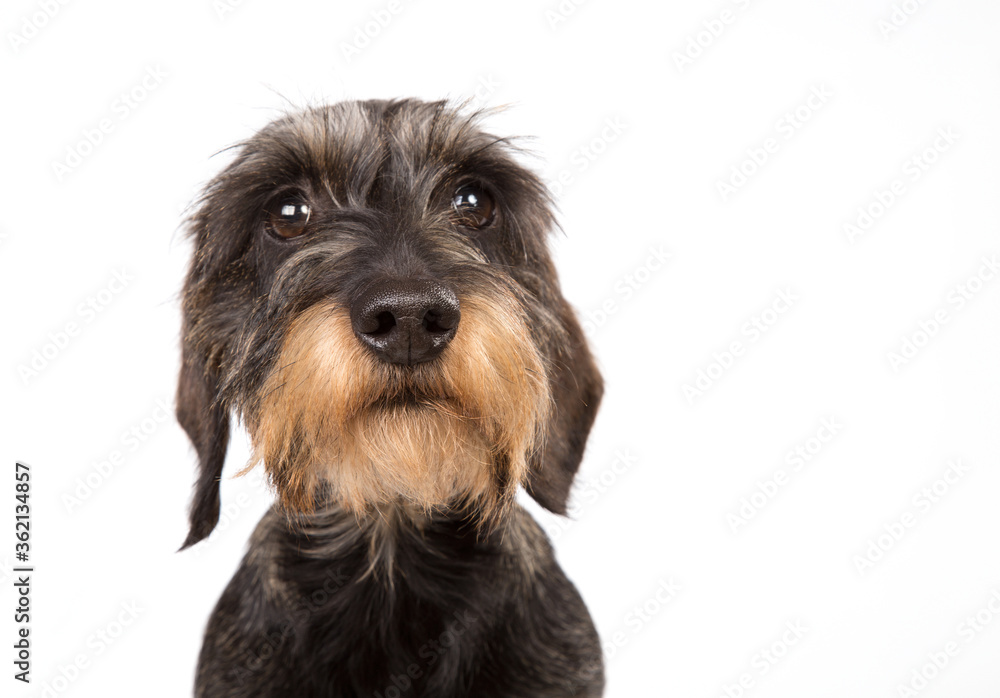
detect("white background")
(3, 0), (1000, 696)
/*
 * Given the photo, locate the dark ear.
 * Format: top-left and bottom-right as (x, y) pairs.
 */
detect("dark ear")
(527, 301), (603, 514)
(176, 324), (230, 550)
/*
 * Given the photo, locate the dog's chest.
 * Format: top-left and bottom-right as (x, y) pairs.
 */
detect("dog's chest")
(273, 514), (508, 696)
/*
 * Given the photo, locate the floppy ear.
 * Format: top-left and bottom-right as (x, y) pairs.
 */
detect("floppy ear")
(176, 317), (230, 550)
(526, 300), (603, 514)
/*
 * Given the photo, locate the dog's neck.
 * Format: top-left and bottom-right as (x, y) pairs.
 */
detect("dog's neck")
(279, 498), (513, 565)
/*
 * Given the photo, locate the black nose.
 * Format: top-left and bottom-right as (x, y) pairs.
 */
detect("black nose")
(350, 280), (461, 365)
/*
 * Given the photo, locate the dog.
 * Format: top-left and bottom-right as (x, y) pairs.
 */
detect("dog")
(177, 99), (605, 697)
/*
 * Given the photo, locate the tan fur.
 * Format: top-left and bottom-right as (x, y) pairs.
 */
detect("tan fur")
(243, 289), (550, 523)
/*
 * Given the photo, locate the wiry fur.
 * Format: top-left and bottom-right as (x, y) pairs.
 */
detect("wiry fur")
(247, 290), (549, 521)
(177, 99), (604, 697)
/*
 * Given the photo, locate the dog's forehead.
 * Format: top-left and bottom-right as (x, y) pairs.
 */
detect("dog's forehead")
(253, 100), (505, 199)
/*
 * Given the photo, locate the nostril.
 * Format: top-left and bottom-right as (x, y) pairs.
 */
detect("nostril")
(423, 310), (453, 334)
(370, 311), (397, 336)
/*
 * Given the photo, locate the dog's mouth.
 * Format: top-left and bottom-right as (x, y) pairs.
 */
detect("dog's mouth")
(367, 389), (453, 411)
(361, 385), (479, 428)
(354, 363), (461, 414)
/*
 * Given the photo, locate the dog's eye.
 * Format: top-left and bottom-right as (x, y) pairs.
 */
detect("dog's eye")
(451, 185), (495, 229)
(267, 199), (311, 239)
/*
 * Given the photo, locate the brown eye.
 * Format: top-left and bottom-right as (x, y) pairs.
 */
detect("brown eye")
(451, 184), (495, 229)
(267, 199), (311, 239)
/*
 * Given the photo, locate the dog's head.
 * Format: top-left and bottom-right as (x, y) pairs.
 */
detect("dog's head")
(177, 99), (602, 547)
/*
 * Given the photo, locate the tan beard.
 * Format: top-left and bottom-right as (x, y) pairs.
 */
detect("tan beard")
(242, 289), (550, 524)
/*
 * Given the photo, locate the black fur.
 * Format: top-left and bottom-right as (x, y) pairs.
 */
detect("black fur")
(198, 507), (602, 697)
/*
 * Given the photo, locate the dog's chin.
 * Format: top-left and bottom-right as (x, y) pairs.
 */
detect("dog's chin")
(333, 398), (497, 512)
